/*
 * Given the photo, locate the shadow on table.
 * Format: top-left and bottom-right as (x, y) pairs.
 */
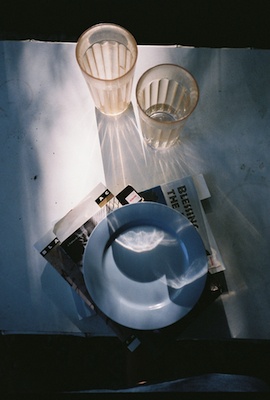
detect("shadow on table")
(40, 262), (114, 335)
(95, 101), (232, 348)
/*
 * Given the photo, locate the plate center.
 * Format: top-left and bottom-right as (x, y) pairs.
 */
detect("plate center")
(109, 224), (189, 283)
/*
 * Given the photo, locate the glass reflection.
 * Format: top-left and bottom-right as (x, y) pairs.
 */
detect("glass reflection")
(116, 228), (168, 252)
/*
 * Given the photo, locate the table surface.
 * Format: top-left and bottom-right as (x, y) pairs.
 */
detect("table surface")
(1, 40), (270, 339)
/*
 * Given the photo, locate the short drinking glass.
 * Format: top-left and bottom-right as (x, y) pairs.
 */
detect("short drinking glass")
(136, 64), (199, 149)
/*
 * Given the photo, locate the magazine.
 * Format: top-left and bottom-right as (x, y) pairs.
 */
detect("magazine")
(35, 175), (225, 351)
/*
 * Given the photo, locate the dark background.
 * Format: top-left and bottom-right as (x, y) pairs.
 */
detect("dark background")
(1, 0), (270, 48)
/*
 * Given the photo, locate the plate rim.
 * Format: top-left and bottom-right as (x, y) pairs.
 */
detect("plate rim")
(83, 201), (208, 330)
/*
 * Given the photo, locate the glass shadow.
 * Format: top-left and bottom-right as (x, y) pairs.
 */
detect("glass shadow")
(95, 102), (192, 194)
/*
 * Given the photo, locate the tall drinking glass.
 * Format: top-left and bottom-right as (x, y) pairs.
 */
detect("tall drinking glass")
(76, 23), (138, 116)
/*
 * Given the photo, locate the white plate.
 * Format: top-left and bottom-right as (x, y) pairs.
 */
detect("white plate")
(83, 202), (208, 330)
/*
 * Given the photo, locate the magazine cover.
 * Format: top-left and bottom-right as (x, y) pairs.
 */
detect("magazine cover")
(139, 175), (224, 274)
(140, 176), (211, 254)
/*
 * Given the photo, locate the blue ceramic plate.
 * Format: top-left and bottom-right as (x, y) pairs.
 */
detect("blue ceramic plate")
(83, 202), (208, 330)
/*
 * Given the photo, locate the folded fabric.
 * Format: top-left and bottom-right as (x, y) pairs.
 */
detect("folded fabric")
(70, 373), (270, 393)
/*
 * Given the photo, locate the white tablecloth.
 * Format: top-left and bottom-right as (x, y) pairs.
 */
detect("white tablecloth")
(0, 41), (270, 338)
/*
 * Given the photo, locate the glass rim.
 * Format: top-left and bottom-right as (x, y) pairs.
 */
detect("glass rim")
(136, 63), (199, 124)
(75, 22), (138, 83)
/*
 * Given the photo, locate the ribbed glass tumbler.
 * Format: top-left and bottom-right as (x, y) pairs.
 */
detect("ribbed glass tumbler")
(76, 23), (138, 116)
(136, 64), (199, 149)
